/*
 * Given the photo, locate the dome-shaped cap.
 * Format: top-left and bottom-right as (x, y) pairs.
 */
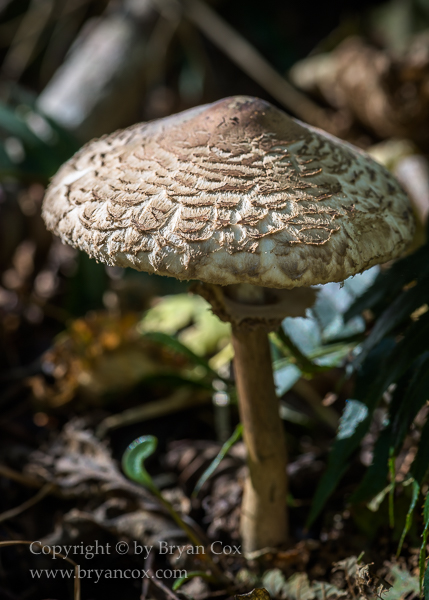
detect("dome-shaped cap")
(43, 96), (415, 288)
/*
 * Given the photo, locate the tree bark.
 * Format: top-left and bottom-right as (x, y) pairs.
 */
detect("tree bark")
(231, 324), (288, 553)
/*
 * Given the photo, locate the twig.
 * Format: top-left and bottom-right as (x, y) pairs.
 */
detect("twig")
(0, 464), (42, 489)
(141, 550), (155, 600)
(0, 483), (55, 524)
(147, 568), (182, 600)
(97, 387), (210, 438)
(345, 571), (356, 599)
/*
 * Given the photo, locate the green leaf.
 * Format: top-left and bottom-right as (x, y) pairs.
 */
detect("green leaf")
(276, 328), (328, 374)
(379, 311), (429, 391)
(419, 493), (429, 591)
(424, 490), (429, 524)
(141, 294), (230, 357)
(397, 479), (420, 556)
(424, 563), (429, 600)
(420, 530), (429, 592)
(172, 570), (216, 590)
(273, 360), (302, 396)
(345, 244), (429, 321)
(306, 400), (370, 527)
(141, 294), (204, 335)
(0, 103), (44, 144)
(353, 357), (429, 505)
(337, 400), (369, 440)
(354, 277), (429, 367)
(307, 339), (395, 527)
(281, 317), (321, 357)
(0, 100), (78, 180)
(122, 437), (211, 552)
(141, 331), (228, 383)
(389, 455), (396, 528)
(193, 423), (243, 497)
(314, 272), (374, 343)
(390, 355), (429, 453)
(351, 427), (392, 504)
(411, 416), (429, 484)
(122, 435), (158, 492)
(367, 483), (393, 512)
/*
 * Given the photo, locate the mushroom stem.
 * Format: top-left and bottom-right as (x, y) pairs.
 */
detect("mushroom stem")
(231, 323), (288, 553)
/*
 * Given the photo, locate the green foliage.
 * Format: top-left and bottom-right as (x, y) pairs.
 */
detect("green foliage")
(0, 87), (78, 181)
(344, 242), (429, 321)
(172, 571), (217, 590)
(309, 228), (429, 584)
(419, 492), (429, 591)
(424, 564), (429, 600)
(272, 268), (378, 421)
(397, 479), (420, 555)
(411, 416), (429, 483)
(140, 293), (231, 357)
(139, 295), (233, 391)
(193, 423), (243, 497)
(141, 330), (228, 384)
(272, 360), (301, 397)
(122, 436), (227, 584)
(122, 435), (158, 493)
(122, 435), (203, 541)
(307, 339), (395, 526)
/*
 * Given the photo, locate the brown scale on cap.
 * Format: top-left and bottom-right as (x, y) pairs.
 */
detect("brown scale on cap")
(43, 96), (414, 288)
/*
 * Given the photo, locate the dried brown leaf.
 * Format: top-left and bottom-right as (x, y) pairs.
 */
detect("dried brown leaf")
(236, 589), (272, 600)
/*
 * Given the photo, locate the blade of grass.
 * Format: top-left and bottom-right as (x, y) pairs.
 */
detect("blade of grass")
(389, 455), (396, 528)
(397, 479), (420, 556)
(419, 492), (429, 592)
(192, 423), (243, 497)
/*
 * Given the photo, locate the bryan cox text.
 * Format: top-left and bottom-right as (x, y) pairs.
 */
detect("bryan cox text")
(29, 540), (241, 559)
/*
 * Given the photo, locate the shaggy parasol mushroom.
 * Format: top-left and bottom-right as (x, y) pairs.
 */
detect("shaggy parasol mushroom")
(42, 96), (415, 553)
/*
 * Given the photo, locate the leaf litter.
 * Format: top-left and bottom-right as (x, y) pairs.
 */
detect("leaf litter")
(9, 420), (420, 600)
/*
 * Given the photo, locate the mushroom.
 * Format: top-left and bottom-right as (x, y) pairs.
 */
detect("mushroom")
(42, 96), (415, 553)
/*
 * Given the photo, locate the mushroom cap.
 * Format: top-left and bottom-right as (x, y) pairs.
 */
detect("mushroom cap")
(43, 96), (415, 288)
